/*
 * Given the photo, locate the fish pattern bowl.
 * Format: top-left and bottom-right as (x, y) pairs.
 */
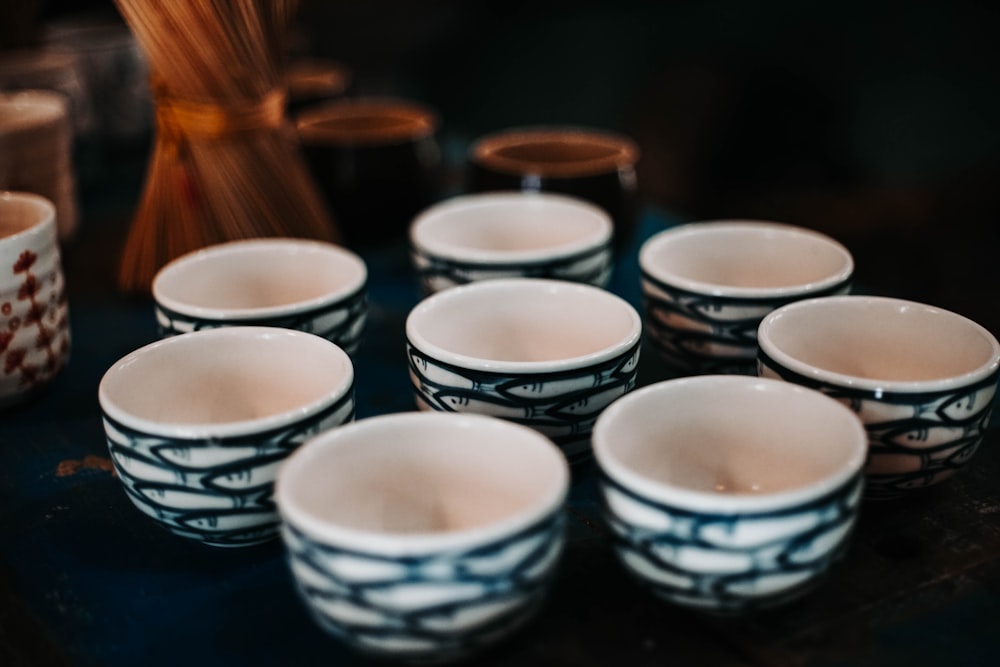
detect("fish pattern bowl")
(405, 278), (642, 463)
(99, 327), (355, 547)
(276, 412), (569, 662)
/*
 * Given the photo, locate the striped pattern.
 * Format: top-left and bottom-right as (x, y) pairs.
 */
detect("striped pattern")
(759, 351), (998, 498)
(283, 513), (565, 662)
(411, 242), (612, 295)
(104, 390), (354, 547)
(641, 271), (851, 375)
(407, 341), (640, 464)
(155, 287), (367, 355)
(600, 471), (863, 612)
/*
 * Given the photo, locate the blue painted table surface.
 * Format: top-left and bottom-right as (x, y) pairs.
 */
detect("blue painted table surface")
(3, 208), (1000, 667)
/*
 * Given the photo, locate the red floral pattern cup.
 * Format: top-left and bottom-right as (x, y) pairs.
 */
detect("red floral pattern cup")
(0, 191), (70, 407)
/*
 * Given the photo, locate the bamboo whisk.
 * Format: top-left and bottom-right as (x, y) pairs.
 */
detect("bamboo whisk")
(113, 0), (339, 293)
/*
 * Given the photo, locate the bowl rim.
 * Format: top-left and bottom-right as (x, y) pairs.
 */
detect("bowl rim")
(405, 277), (642, 373)
(468, 124), (641, 178)
(639, 220), (855, 299)
(276, 411), (569, 555)
(98, 326), (354, 439)
(151, 238), (367, 320)
(0, 190), (56, 243)
(409, 191), (613, 264)
(592, 375), (868, 513)
(757, 294), (1000, 393)
(295, 95), (439, 145)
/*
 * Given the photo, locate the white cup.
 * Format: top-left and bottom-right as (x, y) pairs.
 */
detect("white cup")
(0, 191), (71, 407)
(410, 192), (614, 294)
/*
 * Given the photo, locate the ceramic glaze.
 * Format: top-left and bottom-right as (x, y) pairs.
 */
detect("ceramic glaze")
(276, 412), (568, 661)
(0, 191), (70, 407)
(152, 238), (367, 354)
(405, 278), (642, 462)
(758, 295), (1000, 498)
(593, 375), (867, 612)
(99, 327), (355, 546)
(410, 192), (613, 293)
(639, 221), (853, 375)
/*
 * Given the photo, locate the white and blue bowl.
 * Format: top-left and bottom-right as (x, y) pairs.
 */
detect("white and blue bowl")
(276, 412), (569, 663)
(98, 327), (355, 547)
(409, 191), (614, 295)
(758, 295), (1000, 499)
(593, 375), (867, 613)
(405, 278), (642, 464)
(152, 238), (367, 355)
(639, 221), (853, 375)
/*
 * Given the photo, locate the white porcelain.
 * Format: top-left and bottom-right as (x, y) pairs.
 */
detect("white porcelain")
(639, 220), (853, 375)
(152, 238), (367, 354)
(98, 326), (355, 546)
(593, 375), (867, 612)
(758, 295), (1000, 498)
(405, 278), (642, 463)
(0, 191), (70, 407)
(409, 192), (613, 293)
(276, 411), (569, 662)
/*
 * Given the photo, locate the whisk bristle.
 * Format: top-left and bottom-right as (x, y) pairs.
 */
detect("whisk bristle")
(113, 0), (339, 294)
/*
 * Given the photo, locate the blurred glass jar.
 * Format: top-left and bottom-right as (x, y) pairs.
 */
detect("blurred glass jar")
(296, 97), (442, 249)
(468, 126), (640, 253)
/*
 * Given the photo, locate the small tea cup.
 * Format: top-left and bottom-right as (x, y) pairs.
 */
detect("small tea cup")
(757, 295), (1000, 499)
(409, 191), (614, 294)
(276, 411), (569, 663)
(593, 375), (867, 612)
(0, 190), (70, 408)
(405, 278), (642, 463)
(639, 220), (853, 375)
(98, 327), (355, 547)
(152, 238), (367, 355)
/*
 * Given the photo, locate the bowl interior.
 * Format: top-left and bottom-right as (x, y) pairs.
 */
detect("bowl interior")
(0, 191), (54, 239)
(412, 193), (611, 259)
(407, 279), (639, 364)
(279, 413), (567, 539)
(100, 328), (352, 431)
(641, 222), (852, 294)
(596, 377), (865, 500)
(761, 297), (1000, 383)
(153, 240), (365, 315)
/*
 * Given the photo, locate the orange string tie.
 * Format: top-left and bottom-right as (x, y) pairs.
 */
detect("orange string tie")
(154, 85), (288, 155)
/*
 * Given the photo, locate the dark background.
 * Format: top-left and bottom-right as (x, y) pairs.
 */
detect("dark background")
(3, 3), (1000, 666)
(12, 0), (1000, 331)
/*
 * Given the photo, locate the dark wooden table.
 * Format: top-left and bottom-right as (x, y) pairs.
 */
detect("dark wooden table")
(2, 164), (999, 667)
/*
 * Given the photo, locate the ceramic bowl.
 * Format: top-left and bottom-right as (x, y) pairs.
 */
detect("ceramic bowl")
(409, 191), (614, 294)
(593, 375), (867, 613)
(0, 191), (70, 407)
(757, 295), (1000, 499)
(276, 411), (569, 662)
(152, 238), (367, 355)
(98, 327), (355, 547)
(405, 278), (642, 463)
(639, 220), (853, 375)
